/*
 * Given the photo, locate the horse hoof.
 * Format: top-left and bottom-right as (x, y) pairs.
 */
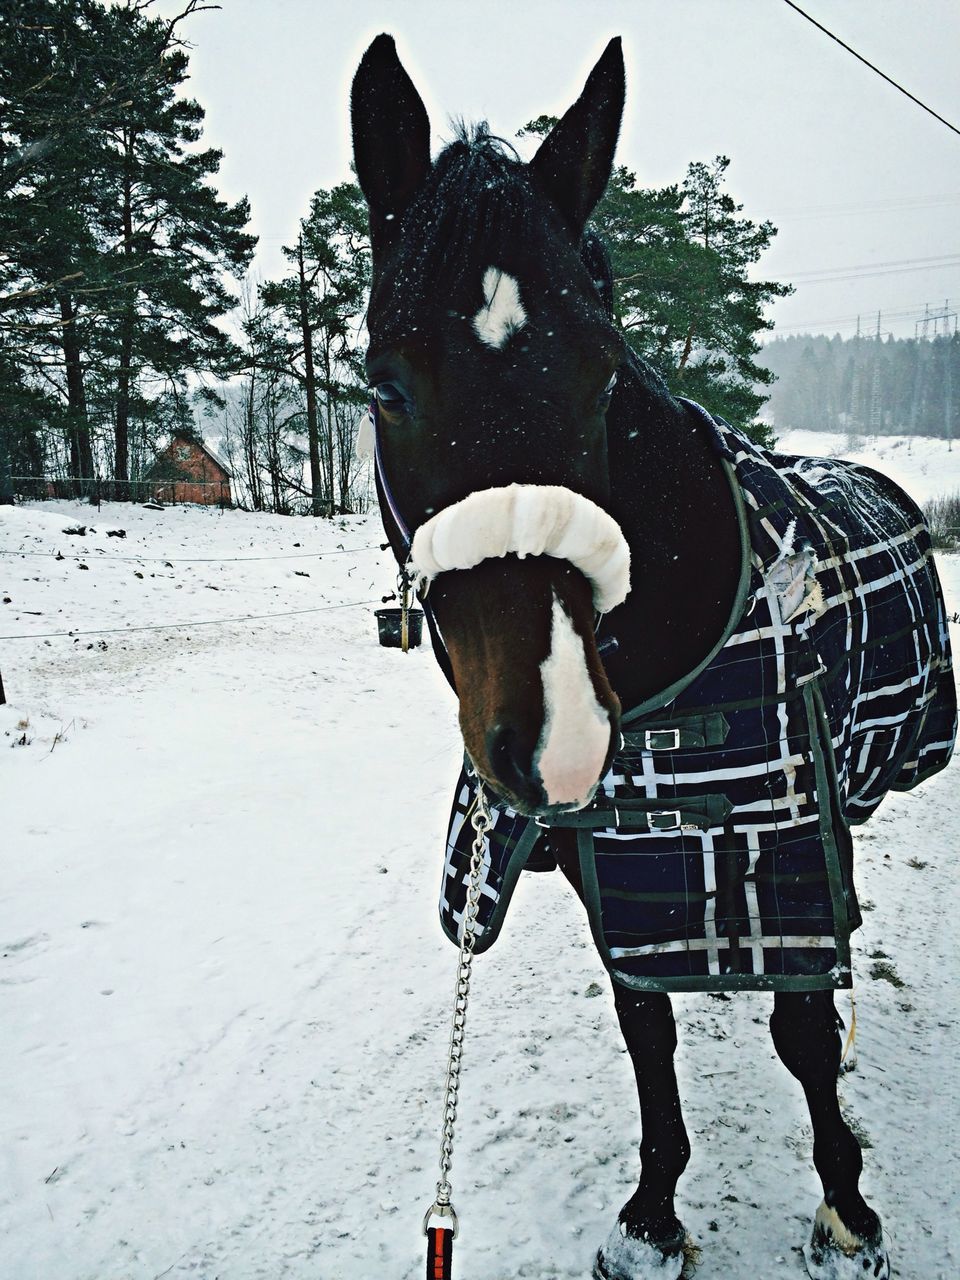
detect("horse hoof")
(802, 1201), (890, 1280)
(593, 1219), (689, 1280)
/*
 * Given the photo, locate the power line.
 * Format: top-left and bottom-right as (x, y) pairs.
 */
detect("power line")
(773, 302), (957, 335)
(792, 261), (960, 287)
(771, 307), (932, 334)
(768, 192), (960, 221)
(764, 297), (959, 336)
(785, 253), (960, 281)
(782, 1), (960, 139)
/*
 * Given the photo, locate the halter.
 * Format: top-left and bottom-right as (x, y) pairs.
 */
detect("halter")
(370, 401), (414, 557)
(366, 400), (630, 686)
(367, 400), (460, 688)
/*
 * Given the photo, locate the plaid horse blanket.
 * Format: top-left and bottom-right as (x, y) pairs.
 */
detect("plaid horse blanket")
(438, 405), (957, 992)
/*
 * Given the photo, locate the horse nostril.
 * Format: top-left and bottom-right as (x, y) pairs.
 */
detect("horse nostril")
(486, 722), (543, 808)
(487, 722), (529, 785)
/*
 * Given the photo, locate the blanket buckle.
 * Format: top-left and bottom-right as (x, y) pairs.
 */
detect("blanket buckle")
(645, 728), (681, 750)
(647, 809), (681, 831)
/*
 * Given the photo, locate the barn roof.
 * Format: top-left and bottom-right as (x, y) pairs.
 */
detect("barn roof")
(194, 438), (232, 477)
(143, 435), (234, 481)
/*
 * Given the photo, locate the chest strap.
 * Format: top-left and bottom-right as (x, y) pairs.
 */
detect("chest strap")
(621, 712), (730, 751)
(540, 792), (733, 833)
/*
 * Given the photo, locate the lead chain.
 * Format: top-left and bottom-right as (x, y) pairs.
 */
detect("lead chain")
(422, 784), (493, 1241)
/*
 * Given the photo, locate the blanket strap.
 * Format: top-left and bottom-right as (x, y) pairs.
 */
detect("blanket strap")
(840, 988), (858, 1073)
(621, 712), (730, 751)
(544, 792), (733, 833)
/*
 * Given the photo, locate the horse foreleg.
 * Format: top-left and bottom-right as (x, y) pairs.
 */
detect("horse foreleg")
(770, 990), (889, 1279)
(613, 988), (690, 1240)
(594, 989), (690, 1280)
(553, 834), (689, 1279)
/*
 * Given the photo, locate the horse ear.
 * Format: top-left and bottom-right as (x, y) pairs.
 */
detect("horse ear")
(530, 38), (625, 237)
(351, 34), (431, 251)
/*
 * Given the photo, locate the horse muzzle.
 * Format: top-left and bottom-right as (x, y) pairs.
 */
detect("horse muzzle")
(409, 483), (629, 815)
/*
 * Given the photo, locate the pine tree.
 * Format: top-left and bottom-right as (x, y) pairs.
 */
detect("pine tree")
(260, 183), (370, 515)
(519, 121), (788, 439)
(670, 156), (789, 433)
(94, 1), (256, 490)
(758, 330), (960, 440)
(0, 0), (255, 489)
(218, 279), (308, 514)
(1, 0), (112, 481)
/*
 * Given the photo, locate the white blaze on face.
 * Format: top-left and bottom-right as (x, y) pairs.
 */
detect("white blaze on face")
(472, 267), (527, 349)
(535, 596), (611, 809)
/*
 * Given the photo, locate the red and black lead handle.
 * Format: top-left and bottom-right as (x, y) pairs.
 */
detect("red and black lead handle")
(425, 1225), (453, 1280)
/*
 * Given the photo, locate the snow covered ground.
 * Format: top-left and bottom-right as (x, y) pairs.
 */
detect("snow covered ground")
(2, 442), (958, 1280)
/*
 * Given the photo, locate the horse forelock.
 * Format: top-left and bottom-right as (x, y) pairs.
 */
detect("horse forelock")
(368, 128), (592, 342)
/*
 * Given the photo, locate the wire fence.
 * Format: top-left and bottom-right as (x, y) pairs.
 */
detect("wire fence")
(11, 475), (232, 508)
(0, 591), (402, 706)
(1, 506), (394, 650)
(0, 597), (387, 642)
(0, 544), (383, 565)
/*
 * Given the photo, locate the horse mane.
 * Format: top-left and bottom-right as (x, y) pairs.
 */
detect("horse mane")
(579, 227), (674, 407)
(375, 124), (554, 335)
(449, 120), (520, 163)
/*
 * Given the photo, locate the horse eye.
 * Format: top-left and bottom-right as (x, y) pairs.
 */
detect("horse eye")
(375, 382), (409, 413)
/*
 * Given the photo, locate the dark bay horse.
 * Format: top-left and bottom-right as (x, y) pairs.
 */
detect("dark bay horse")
(351, 34), (955, 1280)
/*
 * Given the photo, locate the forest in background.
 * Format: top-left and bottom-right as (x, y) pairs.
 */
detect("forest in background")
(4, 0), (791, 514)
(758, 330), (960, 439)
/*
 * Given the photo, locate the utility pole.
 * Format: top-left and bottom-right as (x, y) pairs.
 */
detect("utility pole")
(946, 326), (955, 452)
(917, 301), (956, 340)
(870, 311), (882, 434)
(915, 303), (957, 446)
(849, 316), (863, 435)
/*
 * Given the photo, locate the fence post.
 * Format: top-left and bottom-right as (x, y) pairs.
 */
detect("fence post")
(0, 430), (12, 505)
(0, 668), (6, 706)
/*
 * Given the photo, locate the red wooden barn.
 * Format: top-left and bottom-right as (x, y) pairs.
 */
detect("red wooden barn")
(146, 435), (233, 506)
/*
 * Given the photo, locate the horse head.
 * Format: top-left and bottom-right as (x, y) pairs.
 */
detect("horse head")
(352, 35), (628, 816)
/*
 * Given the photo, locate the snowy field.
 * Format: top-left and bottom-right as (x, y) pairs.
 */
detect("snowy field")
(2, 439), (959, 1280)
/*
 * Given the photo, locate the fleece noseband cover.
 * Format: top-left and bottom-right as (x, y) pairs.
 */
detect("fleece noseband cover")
(408, 483), (631, 614)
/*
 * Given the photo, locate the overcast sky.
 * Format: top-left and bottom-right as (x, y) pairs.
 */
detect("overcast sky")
(167, 0), (960, 341)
